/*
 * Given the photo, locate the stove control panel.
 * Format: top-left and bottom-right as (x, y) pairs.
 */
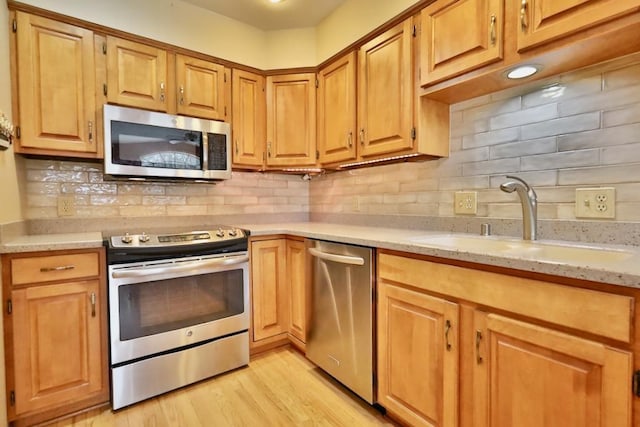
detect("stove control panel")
(109, 227), (247, 248)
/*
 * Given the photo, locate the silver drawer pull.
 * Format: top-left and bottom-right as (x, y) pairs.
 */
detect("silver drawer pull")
(40, 265), (75, 272)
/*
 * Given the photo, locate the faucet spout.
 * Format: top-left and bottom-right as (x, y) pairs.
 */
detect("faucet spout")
(500, 175), (537, 240)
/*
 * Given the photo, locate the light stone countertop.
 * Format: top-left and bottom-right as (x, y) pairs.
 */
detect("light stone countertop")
(0, 232), (104, 253)
(2, 223), (640, 289)
(243, 222), (640, 289)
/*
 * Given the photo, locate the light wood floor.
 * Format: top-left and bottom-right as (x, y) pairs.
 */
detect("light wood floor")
(46, 347), (397, 426)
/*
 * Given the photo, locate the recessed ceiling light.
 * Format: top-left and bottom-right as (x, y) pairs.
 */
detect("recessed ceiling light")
(269, 0), (284, 3)
(506, 65), (540, 79)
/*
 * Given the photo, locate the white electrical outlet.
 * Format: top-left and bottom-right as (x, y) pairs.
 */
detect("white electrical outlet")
(454, 191), (477, 215)
(57, 195), (76, 217)
(575, 187), (615, 219)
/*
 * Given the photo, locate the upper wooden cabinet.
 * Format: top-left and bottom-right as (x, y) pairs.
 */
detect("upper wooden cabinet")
(517, 0), (640, 51)
(358, 18), (415, 159)
(12, 12), (100, 157)
(317, 52), (357, 165)
(232, 69), (266, 168)
(106, 36), (169, 112)
(421, 0), (504, 85)
(266, 73), (317, 167)
(175, 54), (227, 120)
(105, 36), (229, 120)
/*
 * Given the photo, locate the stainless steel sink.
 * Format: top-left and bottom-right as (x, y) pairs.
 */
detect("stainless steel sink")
(407, 234), (634, 264)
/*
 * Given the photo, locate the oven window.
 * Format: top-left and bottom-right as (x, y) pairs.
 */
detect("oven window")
(111, 121), (203, 170)
(118, 270), (244, 341)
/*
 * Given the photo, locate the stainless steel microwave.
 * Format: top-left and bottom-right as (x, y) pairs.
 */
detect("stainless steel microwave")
(103, 105), (231, 181)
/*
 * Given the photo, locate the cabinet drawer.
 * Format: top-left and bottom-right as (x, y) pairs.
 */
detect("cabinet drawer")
(11, 252), (100, 286)
(379, 253), (633, 343)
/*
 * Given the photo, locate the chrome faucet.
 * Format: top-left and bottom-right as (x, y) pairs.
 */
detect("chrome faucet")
(500, 175), (537, 240)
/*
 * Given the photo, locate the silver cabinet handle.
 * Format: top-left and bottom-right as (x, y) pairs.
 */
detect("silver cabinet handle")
(179, 85), (184, 105)
(475, 330), (483, 364)
(88, 121), (93, 142)
(520, 0), (528, 32)
(40, 265), (75, 272)
(90, 292), (96, 318)
(112, 255), (249, 279)
(348, 131), (353, 147)
(308, 247), (364, 266)
(490, 15), (497, 46)
(160, 81), (165, 102)
(359, 129), (365, 146)
(267, 142), (272, 157)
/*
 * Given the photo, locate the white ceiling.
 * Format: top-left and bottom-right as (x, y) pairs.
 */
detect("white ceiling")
(181, 0), (347, 31)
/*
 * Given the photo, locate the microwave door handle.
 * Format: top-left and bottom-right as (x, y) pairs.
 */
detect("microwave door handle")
(308, 247), (365, 266)
(111, 255), (249, 279)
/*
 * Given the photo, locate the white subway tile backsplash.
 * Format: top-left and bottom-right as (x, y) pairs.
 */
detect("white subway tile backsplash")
(521, 112), (600, 140)
(490, 137), (557, 160)
(489, 104), (558, 130)
(558, 123), (640, 151)
(521, 149), (600, 171)
(21, 60), (640, 224)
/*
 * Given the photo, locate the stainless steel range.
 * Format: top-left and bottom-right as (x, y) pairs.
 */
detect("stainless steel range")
(106, 226), (250, 410)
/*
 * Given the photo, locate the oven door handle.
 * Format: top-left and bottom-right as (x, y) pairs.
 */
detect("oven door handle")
(111, 255), (249, 279)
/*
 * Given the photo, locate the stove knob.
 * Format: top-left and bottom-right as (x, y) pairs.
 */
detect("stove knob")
(228, 228), (238, 237)
(121, 233), (133, 244)
(216, 228), (225, 238)
(139, 232), (150, 243)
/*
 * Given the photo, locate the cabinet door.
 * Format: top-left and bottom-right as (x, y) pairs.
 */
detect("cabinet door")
(176, 54), (227, 120)
(287, 239), (307, 343)
(14, 12), (98, 156)
(106, 36), (168, 111)
(421, 0), (504, 85)
(358, 18), (415, 158)
(473, 312), (632, 427)
(517, 0), (640, 51)
(12, 281), (103, 415)
(251, 240), (289, 341)
(266, 73), (317, 167)
(232, 69), (266, 168)
(378, 282), (459, 427)
(317, 52), (357, 165)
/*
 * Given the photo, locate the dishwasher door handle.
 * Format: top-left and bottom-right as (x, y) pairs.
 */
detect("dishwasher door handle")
(308, 247), (365, 266)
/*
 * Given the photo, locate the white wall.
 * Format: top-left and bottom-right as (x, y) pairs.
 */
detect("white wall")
(316, 0), (421, 63)
(0, 0), (22, 225)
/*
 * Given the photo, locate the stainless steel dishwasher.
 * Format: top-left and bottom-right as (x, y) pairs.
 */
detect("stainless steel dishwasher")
(307, 240), (374, 404)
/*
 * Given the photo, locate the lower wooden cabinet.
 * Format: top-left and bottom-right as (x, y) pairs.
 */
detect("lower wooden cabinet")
(250, 237), (308, 353)
(377, 282), (459, 427)
(2, 248), (108, 426)
(377, 251), (635, 427)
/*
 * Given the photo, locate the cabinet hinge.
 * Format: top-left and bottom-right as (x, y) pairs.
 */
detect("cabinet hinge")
(263, 152), (266, 162)
(633, 371), (640, 397)
(224, 73), (227, 83)
(12, 19), (17, 33)
(9, 390), (14, 406)
(15, 126), (20, 139)
(316, 150), (319, 160)
(102, 42), (107, 55)
(412, 25), (417, 37)
(224, 106), (227, 116)
(6, 299), (11, 315)
(315, 79), (319, 88)
(411, 127), (416, 140)
(103, 83), (108, 96)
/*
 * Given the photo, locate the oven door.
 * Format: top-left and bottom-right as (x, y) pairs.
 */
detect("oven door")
(108, 252), (249, 365)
